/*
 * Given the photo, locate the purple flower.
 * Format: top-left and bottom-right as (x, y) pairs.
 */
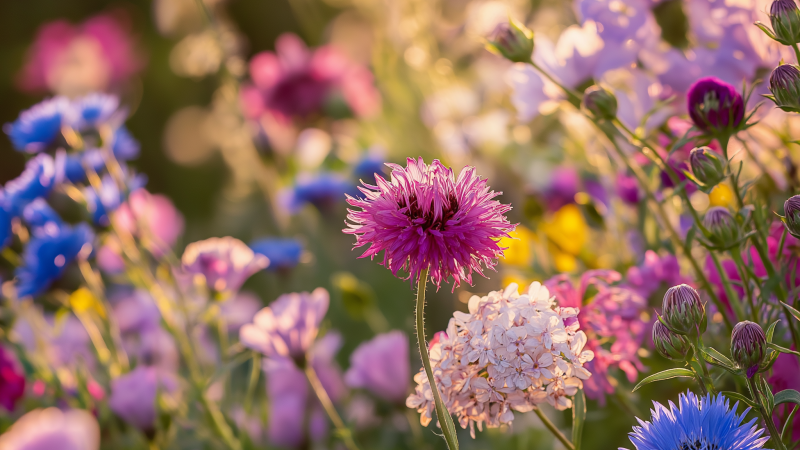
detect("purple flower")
(686, 77), (744, 132)
(625, 250), (689, 299)
(16, 223), (94, 298)
(545, 167), (579, 211)
(218, 291), (262, 332)
(240, 288), (329, 364)
(4, 97), (68, 153)
(344, 157), (515, 290)
(615, 172), (642, 205)
(109, 366), (178, 431)
(181, 237), (269, 293)
(0, 346), (25, 411)
(0, 408), (99, 450)
(344, 331), (410, 404)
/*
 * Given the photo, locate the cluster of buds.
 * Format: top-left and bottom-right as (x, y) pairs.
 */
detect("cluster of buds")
(583, 86), (618, 122)
(485, 20), (534, 64)
(660, 284), (707, 338)
(689, 147), (726, 188)
(730, 321), (768, 378)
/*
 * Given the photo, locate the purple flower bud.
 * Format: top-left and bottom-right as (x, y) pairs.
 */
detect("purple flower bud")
(689, 147), (725, 187)
(616, 172), (642, 204)
(768, 63), (800, 112)
(486, 20), (534, 63)
(703, 206), (741, 249)
(730, 321), (767, 378)
(770, 0), (800, 45)
(652, 320), (690, 361)
(583, 86), (618, 121)
(687, 77), (744, 133)
(662, 284), (706, 336)
(784, 195), (800, 238)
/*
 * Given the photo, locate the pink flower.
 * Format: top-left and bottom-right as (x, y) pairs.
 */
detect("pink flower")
(626, 250), (690, 299)
(770, 351), (800, 441)
(181, 237), (268, 293)
(0, 347), (25, 411)
(344, 157), (515, 290)
(17, 11), (143, 96)
(113, 188), (184, 258)
(345, 331), (410, 404)
(239, 288), (329, 364)
(108, 366), (178, 431)
(0, 408), (99, 450)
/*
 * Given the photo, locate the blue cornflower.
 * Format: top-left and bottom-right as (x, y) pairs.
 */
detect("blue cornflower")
(0, 194), (11, 250)
(15, 223), (94, 298)
(22, 199), (64, 236)
(112, 126), (140, 161)
(4, 154), (57, 216)
(281, 173), (356, 214)
(67, 93), (120, 130)
(353, 154), (386, 184)
(250, 238), (303, 271)
(623, 391), (769, 450)
(57, 148), (106, 184)
(3, 97), (68, 153)
(84, 173), (129, 227)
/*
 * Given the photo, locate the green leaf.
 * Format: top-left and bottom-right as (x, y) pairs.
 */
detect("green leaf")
(781, 302), (800, 323)
(699, 346), (735, 369)
(721, 391), (759, 409)
(633, 368), (695, 392)
(775, 390), (800, 407)
(766, 320), (780, 343)
(768, 343), (800, 357)
(572, 389), (586, 450)
(782, 405), (799, 441)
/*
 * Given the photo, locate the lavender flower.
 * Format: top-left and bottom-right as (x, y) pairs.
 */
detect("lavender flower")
(344, 330), (410, 404)
(109, 366), (178, 431)
(344, 157), (515, 289)
(239, 288), (329, 365)
(686, 77), (744, 133)
(0, 408), (100, 450)
(181, 236), (269, 293)
(3, 97), (68, 153)
(615, 172), (642, 205)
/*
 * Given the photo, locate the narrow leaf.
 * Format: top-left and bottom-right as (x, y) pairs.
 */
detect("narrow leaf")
(700, 346), (735, 368)
(721, 391), (759, 409)
(572, 389), (586, 450)
(766, 320), (780, 344)
(768, 343), (800, 357)
(633, 368), (695, 392)
(775, 390), (800, 407)
(782, 302), (800, 323)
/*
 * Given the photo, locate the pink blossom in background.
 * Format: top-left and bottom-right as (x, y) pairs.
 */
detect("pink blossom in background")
(113, 189), (185, 258)
(181, 236), (268, 293)
(344, 330), (410, 404)
(17, 11), (144, 96)
(770, 351), (800, 441)
(0, 408), (100, 450)
(626, 250), (690, 299)
(0, 347), (25, 411)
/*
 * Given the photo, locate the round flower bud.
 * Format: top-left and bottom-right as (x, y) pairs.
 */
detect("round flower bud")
(486, 20), (534, 64)
(730, 321), (767, 378)
(768, 63), (800, 112)
(662, 284), (707, 336)
(652, 320), (691, 361)
(784, 195), (800, 238)
(703, 206), (741, 249)
(687, 77), (744, 133)
(770, 0), (800, 45)
(583, 86), (618, 122)
(689, 147), (725, 187)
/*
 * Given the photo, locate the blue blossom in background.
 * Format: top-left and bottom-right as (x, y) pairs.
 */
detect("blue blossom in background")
(22, 198), (64, 236)
(623, 390), (768, 450)
(3, 97), (67, 153)
(67, 93), (120, 130)
(58, 149), (106, 184)
(112, 126), (140, 161)
(280, 173), (356, 214)
(352, 155), (385, 184)
(84, 174), (122, 227)
(250, 238), (303, 271)
(15, 223), (94, 298)
(0, 194), (11, 250)
(4, 154), (56, 216)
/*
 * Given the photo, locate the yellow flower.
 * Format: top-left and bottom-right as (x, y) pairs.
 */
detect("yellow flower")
(552, 249), (578, 272)
(709, 184), (734, 208)
(501, 273), (533, 292)
(541, 204), (588, 256)
(69, 288), (106, 318)
(498, 225), (535, 266)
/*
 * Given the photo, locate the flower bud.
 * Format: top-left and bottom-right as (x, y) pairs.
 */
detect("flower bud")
(486, 20), (534, 64)
(687, 77), (745, 133)
(652, 320), (691, 361)
(703, 206), (741, 249)
(767, 63), (800, 112)
(583, 86), (618, 122)
(784, 195), (800, 238)
(770, 0), (800, 45)
(662, 284), (707, 336)
(730, 321), (767, 378)
(689, 147), (725, 187)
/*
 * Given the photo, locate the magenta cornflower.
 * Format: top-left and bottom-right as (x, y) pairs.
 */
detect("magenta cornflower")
(344, 157), (515, 290)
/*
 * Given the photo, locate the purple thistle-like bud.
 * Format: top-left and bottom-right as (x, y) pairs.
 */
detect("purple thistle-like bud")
(770, 0), (800, 45)
(486, 20), (534, 64)
(652, 320), (691, 361)
(344, 157), (516, 290)
(730, 321), (767, 378)
(784, 195), (800, 238)
(689, 147), (725, 187)
(662, 284), (707, 336)
(583, 86), (618, 122)
(768, 63), (800, 112)
(687, 77), (745, 133)
(703, 206), (741, 249)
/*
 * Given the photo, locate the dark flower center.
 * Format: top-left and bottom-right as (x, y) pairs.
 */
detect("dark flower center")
(679, 439), (721, 450)
(398, 192), (459, 231)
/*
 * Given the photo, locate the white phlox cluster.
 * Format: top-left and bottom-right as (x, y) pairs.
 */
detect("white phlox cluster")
(406, 282), (594, 438)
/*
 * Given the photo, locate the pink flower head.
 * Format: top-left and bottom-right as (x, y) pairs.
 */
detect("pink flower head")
(0, 408), (100, 450)
(17, 11), (143, 96)
(113, 188), (184, 258)
(239, 288), (329, 365)
(181, 237), (269, 293)
(344, 330), (410, 404)
(344, 157), (516, 290)
(245, 33), (380, 120)
(0, 347), (25, 411)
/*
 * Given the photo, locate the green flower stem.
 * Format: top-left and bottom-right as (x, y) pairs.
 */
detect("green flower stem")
(243, 353), (261, 415)
(415, 269), (460, 450)
(747, 376), (788, 450)
(730, 250), (757, 322)
(793, 43), (800, 65)
(527, 60), (583, 106)
(533, 407), (575, 450)
(693, 336), (716, 395)
(304, 362), (361, 450)
(708, 251), (747, 322)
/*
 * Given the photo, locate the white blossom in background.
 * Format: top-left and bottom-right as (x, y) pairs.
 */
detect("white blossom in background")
(407, 281), (593, 438)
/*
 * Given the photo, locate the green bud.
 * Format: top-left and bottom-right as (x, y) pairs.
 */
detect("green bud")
(583, 86), (618, 122)
(767, 63), (800, 112)
(689, 146), (725, 187)
(652, 320), (691, 361)
(783, 194), (800, 238)
(486, 20), (534, 64)
(730, 321), (767, 378)
(770, 0), (800, 45)
(662, 284), (707, 336)
(703, 206), (742, 249)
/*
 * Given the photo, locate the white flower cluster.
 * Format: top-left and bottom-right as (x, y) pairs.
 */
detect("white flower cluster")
(407, 282), (594, 437)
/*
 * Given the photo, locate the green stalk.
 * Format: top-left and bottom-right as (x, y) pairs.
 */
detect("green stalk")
(793, 43), (800, 65)
(731, 250), (757, 322)
(304, 362), (361, 450)
(709, 251), (747, 322)
(415, 269), (460, 450)
(533, 407), (575, 450)
(528, 59), (582, 106)
(747, 376), (788, 450)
